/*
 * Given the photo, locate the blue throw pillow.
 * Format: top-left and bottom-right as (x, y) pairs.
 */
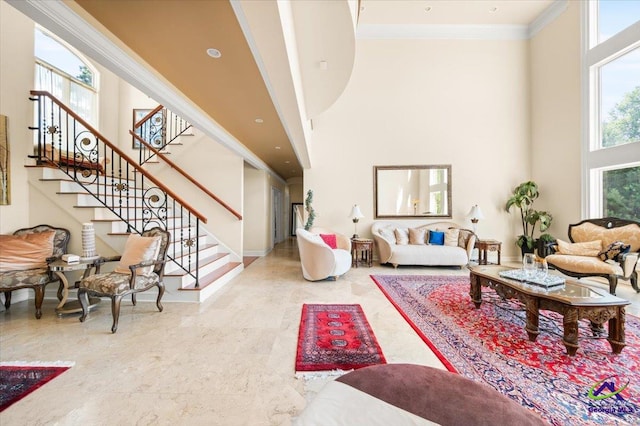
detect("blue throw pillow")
(429, 231), (445, 245)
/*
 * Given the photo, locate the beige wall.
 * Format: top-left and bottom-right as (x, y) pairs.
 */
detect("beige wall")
(244, 165), (269, 254)
(306, 38), (532, 260)
(530, 2), (582, 239)
(0, 3), (34, 233)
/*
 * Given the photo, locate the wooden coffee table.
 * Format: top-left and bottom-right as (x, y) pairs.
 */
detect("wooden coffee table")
(468, 265), (629, 356)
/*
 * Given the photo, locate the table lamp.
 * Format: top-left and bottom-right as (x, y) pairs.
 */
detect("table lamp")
(467, 204), (484, 234)
(349, 204), (364, 239)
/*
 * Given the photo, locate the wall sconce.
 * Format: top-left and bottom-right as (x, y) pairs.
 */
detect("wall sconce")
(349, 204), (364, 239)
(466, 204), (484, 234)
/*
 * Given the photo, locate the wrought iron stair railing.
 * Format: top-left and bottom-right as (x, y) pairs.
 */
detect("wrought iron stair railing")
(133, 105), (192, 165)
(29, 90), (204, 286)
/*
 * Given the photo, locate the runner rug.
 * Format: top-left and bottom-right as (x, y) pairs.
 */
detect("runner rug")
(0, 362), (73, 411)
(371, 275), (640, 426)
(295, 304), (386, 372)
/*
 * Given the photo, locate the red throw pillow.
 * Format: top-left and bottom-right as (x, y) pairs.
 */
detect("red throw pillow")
(320, 234), (337, 249)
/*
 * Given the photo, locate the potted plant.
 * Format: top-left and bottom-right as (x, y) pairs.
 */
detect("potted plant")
(505, 181), (553, 256)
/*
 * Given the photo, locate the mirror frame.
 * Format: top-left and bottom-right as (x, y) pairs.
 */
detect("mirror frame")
(374, 165), (452, 219)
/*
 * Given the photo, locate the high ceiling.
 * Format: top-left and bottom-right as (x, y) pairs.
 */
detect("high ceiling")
(69, 0), (554, 181)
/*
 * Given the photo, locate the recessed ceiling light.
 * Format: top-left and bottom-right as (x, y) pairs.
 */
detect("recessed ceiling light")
(275, 146), (281, 150)
(425, 7), (432, 12)
(206, 48), (222, 58)
(254, 118), (264, 123)
(489, 7), (498, 13)
(285, 160), (290, 164)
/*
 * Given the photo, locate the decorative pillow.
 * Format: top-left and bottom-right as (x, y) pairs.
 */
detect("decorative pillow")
(598, 241), (631, 261)
(444, 228), (460, 247)
(319, 234), (337, 249)
(0, 231), (56, 272)
(408, 228), (426, 245)
(556, 239), (602, 257)
(394, 228), (409, 245)
(429, 231), (445, 246)
(114, 234), (162, 276)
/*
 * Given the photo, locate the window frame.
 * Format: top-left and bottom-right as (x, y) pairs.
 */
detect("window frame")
(582, 2), (640, 219)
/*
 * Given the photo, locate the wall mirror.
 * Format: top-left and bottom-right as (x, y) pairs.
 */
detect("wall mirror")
(374, 165), (452, 219)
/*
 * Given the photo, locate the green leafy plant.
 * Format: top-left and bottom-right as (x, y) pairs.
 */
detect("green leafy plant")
(304, 189), (316, 231)
(505, 181), (553, 251)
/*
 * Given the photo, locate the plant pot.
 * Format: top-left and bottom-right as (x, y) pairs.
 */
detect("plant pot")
(520, 244), (534, 258)
(536, 239), (554, 258)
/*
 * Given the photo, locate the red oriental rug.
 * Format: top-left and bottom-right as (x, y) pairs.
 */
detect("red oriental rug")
(0, 362), (72, 411)
(371, 275), (640, 426)
(295, 304), (386, 372)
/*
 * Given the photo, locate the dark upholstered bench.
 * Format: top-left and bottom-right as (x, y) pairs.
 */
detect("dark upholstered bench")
(294, 364), (547, 425)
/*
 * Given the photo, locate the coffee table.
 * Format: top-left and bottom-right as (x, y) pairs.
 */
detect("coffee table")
(468, 265), (629, 356)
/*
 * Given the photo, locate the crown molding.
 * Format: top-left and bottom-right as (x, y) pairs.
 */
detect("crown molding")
(528, 0), (568, 38)
(357, 24), (529, 40)
(7, 0), (285, 185)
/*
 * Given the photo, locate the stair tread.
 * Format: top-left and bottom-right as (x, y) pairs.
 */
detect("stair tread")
(179, 262), (242, 291)
(166, 252), (228, 275)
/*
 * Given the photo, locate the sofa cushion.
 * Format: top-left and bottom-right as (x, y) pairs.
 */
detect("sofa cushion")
(444, 228), (460, 247)
(571, 222), (640, 252)
(379, 228), (396, 244)
(395, 228), (409, 245)
(408, 228), (426, 245)
(598, 241), (631, 261)
(0, 231), (56, 272)
(390, 245), (468, 266)
(320, 234), (337, 249)
(545, 254), (622, 275)
(428, 231), (445, 245)
(556, 239), (602, 257)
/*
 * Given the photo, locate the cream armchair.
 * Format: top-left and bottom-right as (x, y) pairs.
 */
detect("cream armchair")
(296, 228), (352, 281)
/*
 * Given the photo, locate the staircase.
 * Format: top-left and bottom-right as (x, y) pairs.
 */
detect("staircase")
(28, 91), (243, 302)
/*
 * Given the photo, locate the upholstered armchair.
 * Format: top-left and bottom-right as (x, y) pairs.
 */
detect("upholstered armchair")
(296, 227), (352, 281)
(0, 224), (70, 318)
(77, 227), (170, 333)
(545, 217), (640, 295)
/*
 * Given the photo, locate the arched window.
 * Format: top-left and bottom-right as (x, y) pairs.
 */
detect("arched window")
(34, 26), (99, 126)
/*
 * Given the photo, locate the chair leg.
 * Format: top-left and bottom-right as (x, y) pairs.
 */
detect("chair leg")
(156, 282), (165, 312)
(78, 289), (90, 323)
(33, 286), (45, 319)
(131, 294), (137, 306)
(111, 296), (123, 333)
(608, 275), (618, 295)
(631, 270), (639, 293)
(3, 291), (11, 309)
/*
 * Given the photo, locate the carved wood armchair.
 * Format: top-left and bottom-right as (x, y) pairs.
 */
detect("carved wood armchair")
(0, 224), (70, 318)
(77, 227), (170, 333)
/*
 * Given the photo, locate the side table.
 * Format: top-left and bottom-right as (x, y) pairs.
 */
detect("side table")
(48, 259), (101, 316)
(351, 238), (373, 268)
(475, 239), (502, 265)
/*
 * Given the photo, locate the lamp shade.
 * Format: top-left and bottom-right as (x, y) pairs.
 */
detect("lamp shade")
(467, 205), (484, 220)
(350, 204), (364, 220)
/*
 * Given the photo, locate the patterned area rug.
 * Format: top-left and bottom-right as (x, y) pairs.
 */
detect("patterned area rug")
(295, 304), (386, 372)
(0, 362), (72, 411)
(371, 275), (640, 426)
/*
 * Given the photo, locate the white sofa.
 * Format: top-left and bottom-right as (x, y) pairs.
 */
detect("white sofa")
(371, 221), (476, 268)
(296, 228), (352, 281)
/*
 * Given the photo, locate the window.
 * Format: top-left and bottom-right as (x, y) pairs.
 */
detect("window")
(584, 2), (640, 221)
(34, 27), (98, 126)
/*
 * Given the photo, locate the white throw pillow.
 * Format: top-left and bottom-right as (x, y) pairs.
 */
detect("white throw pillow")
(114, 234), (162, 276)
(444, 228), (460, 247)
(394, 228), (409, 245)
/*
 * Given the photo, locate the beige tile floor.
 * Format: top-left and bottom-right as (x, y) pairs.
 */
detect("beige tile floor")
(1, 238), (639, 425)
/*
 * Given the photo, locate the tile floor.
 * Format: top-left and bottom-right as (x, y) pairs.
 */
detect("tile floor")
(1, 238), (639, 425)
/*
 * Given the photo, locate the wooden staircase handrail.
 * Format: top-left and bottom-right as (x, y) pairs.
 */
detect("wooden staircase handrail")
(30, 90), (208, 224)
(134, 104), (164, 129)
(130, 131), (242, 220)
